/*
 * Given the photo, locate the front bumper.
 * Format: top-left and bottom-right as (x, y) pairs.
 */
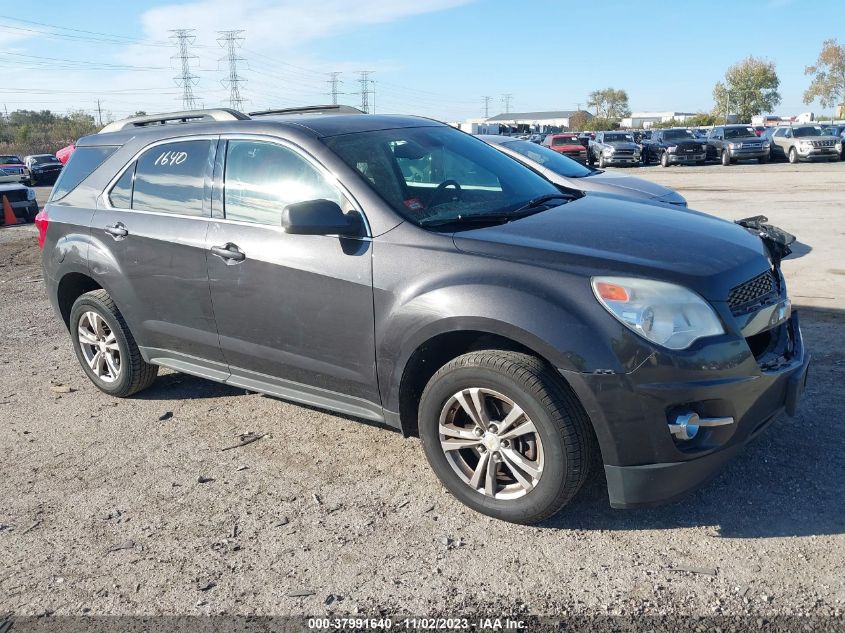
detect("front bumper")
(728, 147), (769, 160)
(667, 152), (705, 164)
(603, 154), (640, 165)
(561, 310), (808, 509)
(797, 147), (839, 161)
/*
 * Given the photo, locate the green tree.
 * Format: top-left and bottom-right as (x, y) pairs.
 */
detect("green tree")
(567, 110), (589, 131)
(587, 88), (631, 119)
(803, 39), (845, 115)
(582, 117), (620, 131)
(712, 56), (781, 122)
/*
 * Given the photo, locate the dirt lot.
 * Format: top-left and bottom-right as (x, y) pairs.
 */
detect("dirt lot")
(1, 164), (844, 621)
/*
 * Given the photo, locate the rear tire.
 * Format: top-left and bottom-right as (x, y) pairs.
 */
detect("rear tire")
(418, 350), (594, 525)
(69, 290), (158, 398)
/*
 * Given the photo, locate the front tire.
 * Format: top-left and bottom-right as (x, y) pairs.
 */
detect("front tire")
(598, 154), (606, 168)
(418, 350), (594, 524)
(759, 155), (770, 164)
(788, 147), (798, 164)
(69, 290), (158, 398)
(721, 150), (732, 166)
(660, 151), (669, 167)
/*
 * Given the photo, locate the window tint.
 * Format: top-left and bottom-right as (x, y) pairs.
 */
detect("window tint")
(109, 162), (135, 208)
(133, 140), (213, 216)
(393, 141), (501, 190)
(224, 140), (341, 225)
(50, 146), (116, 201)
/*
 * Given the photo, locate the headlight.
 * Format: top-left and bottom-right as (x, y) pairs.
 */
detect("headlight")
(26, 187), (36, 201)
(798, 141), (813, 151)
(763, 141), (771, 149)
(591, 277), (724, 350)
(836, 142), (843, 153)
(603, 147), (614, 156)
(728, 142), (739, 149)
(666, 145), (678, 153)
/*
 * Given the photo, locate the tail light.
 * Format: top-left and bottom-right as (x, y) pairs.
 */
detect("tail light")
(35, 209), (49, 250)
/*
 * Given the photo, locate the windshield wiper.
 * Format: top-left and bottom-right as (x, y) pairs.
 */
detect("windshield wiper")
(419, 213), (514, 228)
(510, 193), (573, 214)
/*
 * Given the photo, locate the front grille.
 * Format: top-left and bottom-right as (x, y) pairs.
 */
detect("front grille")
(614, 149), (635, 156)
(811, 139), (835, 148)
(0, 189), (27, 203)
(728, 270), (779, 314)
(739, 142), (762, 149)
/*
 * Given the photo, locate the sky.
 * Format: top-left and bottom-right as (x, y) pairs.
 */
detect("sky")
(0, 0), (841, 123)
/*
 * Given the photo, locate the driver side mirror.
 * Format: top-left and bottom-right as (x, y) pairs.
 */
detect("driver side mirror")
(281, 199), (361, 237)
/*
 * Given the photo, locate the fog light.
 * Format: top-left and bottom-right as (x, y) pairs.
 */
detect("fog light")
(668, 412), (734, 441)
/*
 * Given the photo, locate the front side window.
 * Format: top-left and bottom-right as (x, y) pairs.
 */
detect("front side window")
(132, 140), (213, 216)
(224, 140), (342, 225)
(324, 125), (562, 228)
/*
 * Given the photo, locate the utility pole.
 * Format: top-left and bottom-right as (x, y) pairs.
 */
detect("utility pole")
(328, 72), (342, 105)
(169, 29), (200, 110)
(358, 71), (374, 114)
(482, 96), (492, 118)
(217, 30), (246, 111)
(96, 99), (103, 126)
(501, 93), (513, 114)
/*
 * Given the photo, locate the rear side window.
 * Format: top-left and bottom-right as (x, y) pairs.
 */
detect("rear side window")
(132, 140), (213, 216)
(49, 146), (116, 201)
(109, 162), (135, 208)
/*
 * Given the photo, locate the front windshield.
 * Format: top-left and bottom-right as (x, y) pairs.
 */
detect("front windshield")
(552, 136), (578, 146)
(603, 133), (634, 143)
(662, 129), (696, 141)
(724, 127), (757, 139)
(0, 155), (23, 165)
(31, 155), (59, 164)
(793, 126), (823, 137)
(504, 140), (593, 178)
(324, 126), (561, 228)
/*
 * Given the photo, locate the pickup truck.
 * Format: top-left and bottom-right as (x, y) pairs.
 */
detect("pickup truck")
(705, 125), (770, 165)
(541, 133), (588, 163)
(588, 131), (642, 167)
(641, 128), (707, 167)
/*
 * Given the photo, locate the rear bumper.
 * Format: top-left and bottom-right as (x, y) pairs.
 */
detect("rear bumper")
(561, 311), (808, 509)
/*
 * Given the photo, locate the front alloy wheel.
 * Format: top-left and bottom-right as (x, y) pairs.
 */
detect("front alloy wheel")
(439, 387), (544, 499)
(419, 350), (594, 524)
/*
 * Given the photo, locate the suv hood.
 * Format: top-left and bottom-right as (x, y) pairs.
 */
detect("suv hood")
(605, 141), (639, 150)
(452, 194), (770, 301)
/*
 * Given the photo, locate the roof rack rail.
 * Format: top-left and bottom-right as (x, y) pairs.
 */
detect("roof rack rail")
(248, 104), (364, 117)
(100, 108), (250, 134)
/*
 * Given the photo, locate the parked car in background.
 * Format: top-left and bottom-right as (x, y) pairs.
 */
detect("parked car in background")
(641, 129), (707, 167)
(768, 125), (842, 163)
(480, 135), (685, 206)
(821, 124), (845, 157)
(0, 155), (31, 185)
(588, 131), (641, 167)
(56, 144), (75, 165)
(24, 154), (64, 185)
(753, 126), (767, 137)
(0, 179), (38, 223)
(0, 168), (19, 184)
(705, 125), (771, 165)
(542, 133), (588, 163)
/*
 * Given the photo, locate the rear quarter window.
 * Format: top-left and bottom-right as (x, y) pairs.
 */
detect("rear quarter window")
(49, 146), (117, 201)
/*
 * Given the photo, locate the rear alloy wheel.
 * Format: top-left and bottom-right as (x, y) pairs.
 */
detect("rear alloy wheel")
(788, 147), (798, 164)
(69, 290), (158, 397)
(419, 350), (594, 524)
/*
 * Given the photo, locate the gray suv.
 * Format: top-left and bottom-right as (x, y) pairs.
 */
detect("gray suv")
(38, 108), (809, 524)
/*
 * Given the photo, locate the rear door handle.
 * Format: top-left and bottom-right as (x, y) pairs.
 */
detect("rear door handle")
(104, 223), (128, 239)
(210, 243), (246, 263)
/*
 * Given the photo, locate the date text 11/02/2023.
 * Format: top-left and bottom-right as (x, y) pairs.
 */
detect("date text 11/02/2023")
(307, 618), (527, 630)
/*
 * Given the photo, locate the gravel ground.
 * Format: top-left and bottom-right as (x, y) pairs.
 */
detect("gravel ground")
(1, 166), (844, 622)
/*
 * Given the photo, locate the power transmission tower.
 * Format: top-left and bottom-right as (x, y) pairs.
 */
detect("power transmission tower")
(501, 93), (513, 114)
(328, 72), (342, 105)
(482, 96), (492, 118)
(358, 71), (374, 113)
(217, 30), (247, 111)
(169, 29), (200, 110)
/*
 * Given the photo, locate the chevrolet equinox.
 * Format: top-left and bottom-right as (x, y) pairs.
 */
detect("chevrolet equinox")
(37, 108), (810, 524)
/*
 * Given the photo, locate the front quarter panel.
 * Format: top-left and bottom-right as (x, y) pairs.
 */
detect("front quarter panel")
(373, 223), (653, 414)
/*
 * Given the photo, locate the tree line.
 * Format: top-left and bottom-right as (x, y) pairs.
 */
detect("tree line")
(573, 39), (845, 130)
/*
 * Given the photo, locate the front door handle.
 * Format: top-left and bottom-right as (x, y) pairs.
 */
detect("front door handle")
(210, 243), (246, 263)
(104, 223), (128, 239)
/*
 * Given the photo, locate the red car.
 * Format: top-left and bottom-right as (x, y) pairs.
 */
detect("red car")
(56, 144), (75, 166)
(541, 133), (588, 163)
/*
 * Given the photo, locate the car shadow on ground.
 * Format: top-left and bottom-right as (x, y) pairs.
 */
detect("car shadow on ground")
(135, 372), (244, 401)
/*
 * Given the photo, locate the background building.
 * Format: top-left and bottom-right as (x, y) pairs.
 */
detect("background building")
(621, 111), (697, 128)
(484, 110), (593, 132)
